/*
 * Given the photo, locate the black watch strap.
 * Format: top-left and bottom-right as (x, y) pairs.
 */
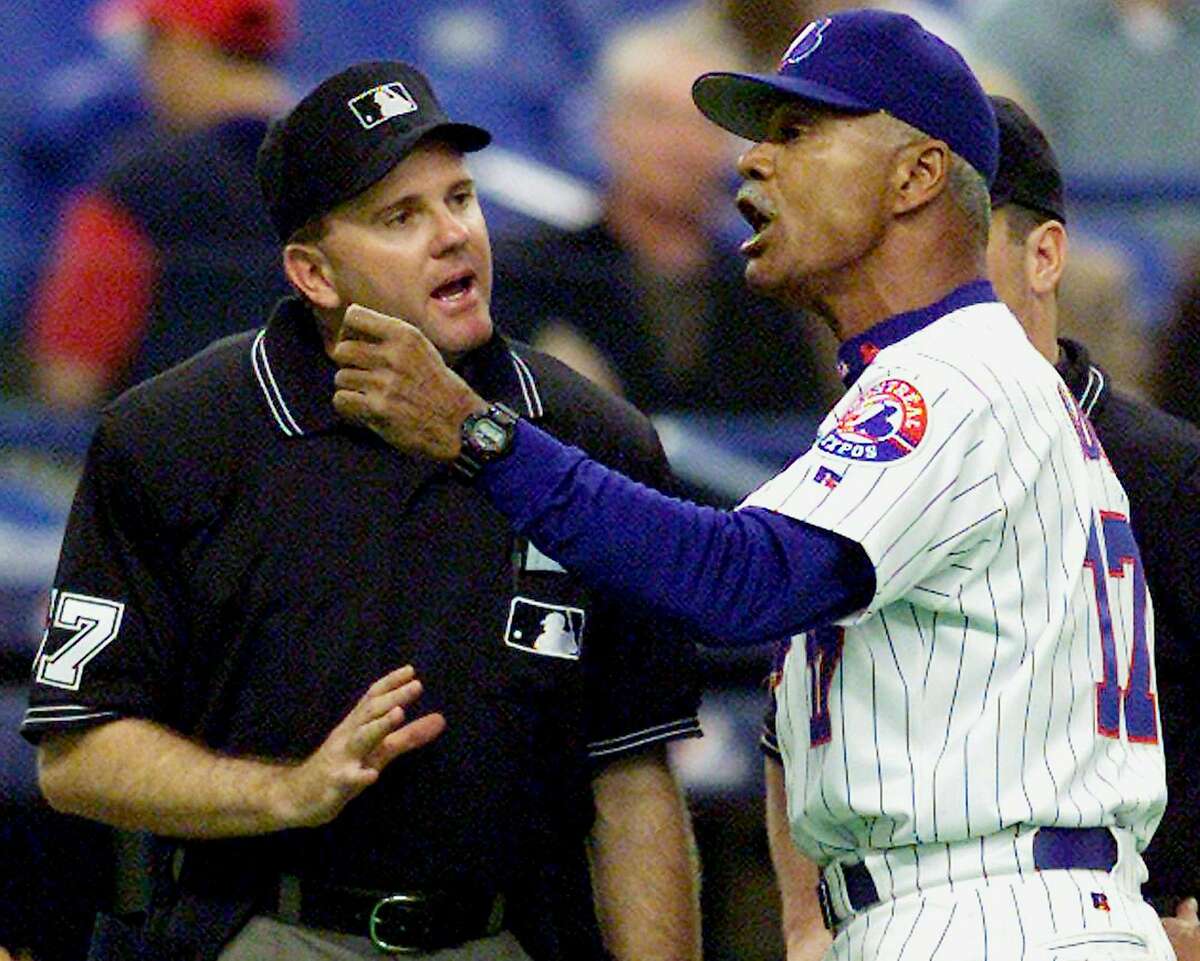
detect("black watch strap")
(454, 402), (520, 479)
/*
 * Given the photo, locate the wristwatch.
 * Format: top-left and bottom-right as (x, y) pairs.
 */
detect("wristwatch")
(454, 401), (520, 478)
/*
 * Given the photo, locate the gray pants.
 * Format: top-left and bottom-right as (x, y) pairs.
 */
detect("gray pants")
(219, 916), (534, 960)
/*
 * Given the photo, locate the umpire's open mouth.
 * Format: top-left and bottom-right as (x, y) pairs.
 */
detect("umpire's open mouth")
(431, 270), (476, 303)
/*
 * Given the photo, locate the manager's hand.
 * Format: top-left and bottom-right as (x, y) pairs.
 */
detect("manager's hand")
(331, 304), (486, 460)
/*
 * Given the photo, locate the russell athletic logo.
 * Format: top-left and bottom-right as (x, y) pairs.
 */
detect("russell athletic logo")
(813, 465), (843, 489)
(817, 378), (928, 462)
(348, 82), (418, 129)
(779, 18), (832, 68)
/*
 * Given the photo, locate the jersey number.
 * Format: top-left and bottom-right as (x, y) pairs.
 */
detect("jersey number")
(34, 590), (125, 691)
(807, 627), (845, 745)
(1083, 513), (1157, 743)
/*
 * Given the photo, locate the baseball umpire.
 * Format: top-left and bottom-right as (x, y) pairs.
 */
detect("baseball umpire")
(322, 11), (1174, 961)
(22, 61), (702, 961)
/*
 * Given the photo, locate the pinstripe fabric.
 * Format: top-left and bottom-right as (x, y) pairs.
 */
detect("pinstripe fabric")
(741, 302), (1167, 958)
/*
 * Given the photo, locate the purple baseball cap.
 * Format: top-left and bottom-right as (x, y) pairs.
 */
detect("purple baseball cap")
(691, 9), (998, 184)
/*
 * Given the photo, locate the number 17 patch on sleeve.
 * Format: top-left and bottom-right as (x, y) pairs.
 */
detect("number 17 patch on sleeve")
(33, 589), (126, 691)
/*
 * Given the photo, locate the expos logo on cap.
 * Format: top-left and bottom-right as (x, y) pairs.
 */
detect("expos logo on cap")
(779, 17), (831, 68)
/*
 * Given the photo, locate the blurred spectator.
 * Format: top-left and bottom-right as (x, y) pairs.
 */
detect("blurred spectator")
(23, 0), (295, 411)
(694, 0), (1025, 96)
(966, 0), (1200, 251)
(1155, 245), (1200, 427)
(0, 1), (118, 363)
(1056, 233), (1157, 398)
(494, 11), (841, 419)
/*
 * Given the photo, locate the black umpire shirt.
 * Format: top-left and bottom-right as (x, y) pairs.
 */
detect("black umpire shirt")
(22, 296), (701, 956)
(1055, 337), (1200, 910)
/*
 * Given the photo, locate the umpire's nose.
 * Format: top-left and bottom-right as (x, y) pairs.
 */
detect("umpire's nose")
(431, 204), (471, 257)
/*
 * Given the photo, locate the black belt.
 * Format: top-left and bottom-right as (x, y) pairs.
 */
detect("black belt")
(270, 876), (506, 954)
(817, 826), (1119, 931)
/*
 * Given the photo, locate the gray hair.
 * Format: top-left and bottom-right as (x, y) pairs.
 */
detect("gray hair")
(946, 152), (992, 245)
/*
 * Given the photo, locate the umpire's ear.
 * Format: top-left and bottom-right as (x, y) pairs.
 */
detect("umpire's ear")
(283, 240), (342, 309)
(1025, 219), (1067, 296)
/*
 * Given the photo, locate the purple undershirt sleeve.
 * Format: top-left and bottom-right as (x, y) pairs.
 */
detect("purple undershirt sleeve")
(478, 420), (875, 646)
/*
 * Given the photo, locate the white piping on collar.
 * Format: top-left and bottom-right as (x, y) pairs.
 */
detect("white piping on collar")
(252, 329), (304, 437)
(1080, 364), (1106, 416)
(508, 349), (544, 419)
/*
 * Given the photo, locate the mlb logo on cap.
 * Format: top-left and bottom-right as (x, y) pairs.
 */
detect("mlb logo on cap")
(505, 598), (585, 660)
(348, 82), (418, 129)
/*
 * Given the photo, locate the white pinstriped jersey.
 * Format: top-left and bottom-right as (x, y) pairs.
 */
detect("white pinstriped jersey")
(742, 293), (1167, 868)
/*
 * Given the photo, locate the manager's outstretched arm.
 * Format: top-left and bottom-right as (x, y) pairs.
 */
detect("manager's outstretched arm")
(331, 306), (874, 646)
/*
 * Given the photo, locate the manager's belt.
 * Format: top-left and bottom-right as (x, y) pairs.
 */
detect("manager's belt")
(817, 826), (1119, 931)
(270, 875), (506, 954)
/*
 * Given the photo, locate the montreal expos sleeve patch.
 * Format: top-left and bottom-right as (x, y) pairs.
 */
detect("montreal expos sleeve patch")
(816, 378), (928, 462)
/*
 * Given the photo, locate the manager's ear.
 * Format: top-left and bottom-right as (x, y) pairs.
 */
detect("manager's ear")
(283, 241), (342, 310)
(892, 139), (951, 215)
(1025, 219), (1067, 296)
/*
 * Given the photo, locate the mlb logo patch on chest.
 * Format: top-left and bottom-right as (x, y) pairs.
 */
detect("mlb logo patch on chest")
(505, 597), (585, 660)
(817, 378), (928, 462)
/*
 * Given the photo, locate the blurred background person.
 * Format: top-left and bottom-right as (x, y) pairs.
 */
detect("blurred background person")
(1156, 244), (1200, 428)
(494, 10), (842, 421)
(21, 0), (295, 411)
(965, 0), (1200, 360)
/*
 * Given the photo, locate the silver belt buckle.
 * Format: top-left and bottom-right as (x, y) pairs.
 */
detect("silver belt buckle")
(368, 892), (428, 954)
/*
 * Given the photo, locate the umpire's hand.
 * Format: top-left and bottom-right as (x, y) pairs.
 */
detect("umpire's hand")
(280, 665), (445, 828)
(331, 304), (487, 459)
(1164, 898), (1200, 961)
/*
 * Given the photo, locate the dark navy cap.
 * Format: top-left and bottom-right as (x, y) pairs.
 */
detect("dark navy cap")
(989, 95), (1066, 224)
(257, 61), (491, 240)
(691, 9), (998, 184)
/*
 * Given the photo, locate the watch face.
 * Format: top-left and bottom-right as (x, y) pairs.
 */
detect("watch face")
(473, 419), (509, 452)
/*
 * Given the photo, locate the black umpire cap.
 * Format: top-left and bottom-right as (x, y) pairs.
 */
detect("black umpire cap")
(989, 95), (1066, 225)
(257, 61), (492, 241)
